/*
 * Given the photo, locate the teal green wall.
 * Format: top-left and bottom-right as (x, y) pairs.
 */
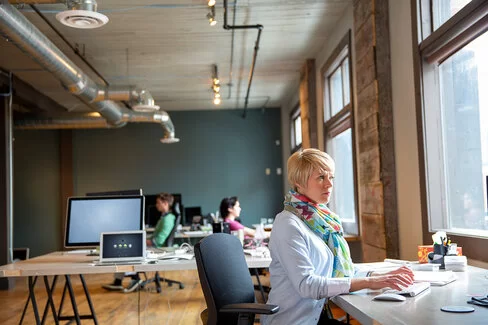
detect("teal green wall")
(13, 130), (61, 257)
(73, 109), (284, 225)
(13, 109), (283, 256)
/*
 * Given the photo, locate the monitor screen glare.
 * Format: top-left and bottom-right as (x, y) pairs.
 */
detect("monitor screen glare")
(65, 196), (145, 248)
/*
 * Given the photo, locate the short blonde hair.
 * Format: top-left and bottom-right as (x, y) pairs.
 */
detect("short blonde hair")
(287, 148), (335, 190)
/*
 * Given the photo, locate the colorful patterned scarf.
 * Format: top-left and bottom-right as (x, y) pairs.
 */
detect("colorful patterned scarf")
(284, 190), (354, 278)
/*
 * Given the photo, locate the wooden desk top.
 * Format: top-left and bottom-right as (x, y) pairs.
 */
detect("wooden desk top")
(332, 265), (488, 325)
(0, 250), (272, 278)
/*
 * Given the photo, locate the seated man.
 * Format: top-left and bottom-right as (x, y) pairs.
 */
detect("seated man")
(102, 193), (176, 292)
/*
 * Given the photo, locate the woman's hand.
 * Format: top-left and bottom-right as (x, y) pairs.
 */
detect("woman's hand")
(372, 265), (414, 279)
(366, 272), (414, 291)
(350, 266), (414, 292)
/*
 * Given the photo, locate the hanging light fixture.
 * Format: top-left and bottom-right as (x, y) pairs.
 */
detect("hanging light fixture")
(211, 64), (221, 106)
(207, 1), (217, 26)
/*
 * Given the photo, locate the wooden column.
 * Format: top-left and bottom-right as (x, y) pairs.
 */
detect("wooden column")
(0, 72), (13, 289)
(299, 59), (318, 149)
(354, 0), (399, 261)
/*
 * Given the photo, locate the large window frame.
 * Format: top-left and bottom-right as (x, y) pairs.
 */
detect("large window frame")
(415, 0), (488, 261)
(321, 30), (359, 235)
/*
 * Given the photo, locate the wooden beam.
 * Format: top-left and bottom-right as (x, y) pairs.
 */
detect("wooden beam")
(0, 72), (13, 290)
(60, 130), (73, 248)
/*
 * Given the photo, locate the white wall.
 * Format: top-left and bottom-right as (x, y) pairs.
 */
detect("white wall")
(314, 4), (355, 151)
(280, 3), (354, 194)
(389, 0), (423, 260)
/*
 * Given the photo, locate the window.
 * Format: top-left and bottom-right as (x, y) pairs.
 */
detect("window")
(290, 105), (302, 153)
(417, 0), (488, 249)
(432, 0), (472, 30)
(322, 31), (358, 234)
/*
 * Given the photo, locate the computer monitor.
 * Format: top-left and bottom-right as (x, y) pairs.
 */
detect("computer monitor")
(184, 206), (202, 226)
(64, 195), (145, 248)
(86, 189), (143, 196)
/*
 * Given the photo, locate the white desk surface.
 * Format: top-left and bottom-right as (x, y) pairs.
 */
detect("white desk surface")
(332, 265), (488, 325)
(0, 250), (271, 278)
(174, 231), (212, 238)
(145, 229), (212, 239)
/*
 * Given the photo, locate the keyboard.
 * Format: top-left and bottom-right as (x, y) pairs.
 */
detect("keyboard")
(383, 281), (430, 297)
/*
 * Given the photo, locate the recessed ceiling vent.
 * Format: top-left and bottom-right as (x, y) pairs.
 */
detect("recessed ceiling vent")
(56, 0), (108, 29)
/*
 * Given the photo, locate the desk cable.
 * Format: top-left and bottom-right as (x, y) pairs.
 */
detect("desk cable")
(467, 295), (488, 307)
(178, 242), (194, 254)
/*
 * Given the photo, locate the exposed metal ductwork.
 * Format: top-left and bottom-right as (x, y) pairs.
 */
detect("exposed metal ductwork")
(0, 3), (121, 123)
(14, 111), (179, 143)
(0, 2), (178, 142)
(95, 87), (160, 112)
(8, 0), (109, 29)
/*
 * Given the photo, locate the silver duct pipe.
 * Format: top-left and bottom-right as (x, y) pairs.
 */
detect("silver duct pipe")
(0, 3), (176, 140)
(95, 87), (159, 111)
(1, 3), (156, 112)
(8, 0), (97, 10)
(8, 0), (66, 3)
(95, 87), (140, 102)
(14, 110), (179, 143)
(0, 3), (123, 125)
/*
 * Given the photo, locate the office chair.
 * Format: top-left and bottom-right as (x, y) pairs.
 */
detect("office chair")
(195, 233), (279, 325)
(140, 202), (185, 292)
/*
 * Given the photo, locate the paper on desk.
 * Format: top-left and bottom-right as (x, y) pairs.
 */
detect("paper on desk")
(413, 270), (457, 286)
(354, 261), (402, 273)
(158, 253), (194, 260)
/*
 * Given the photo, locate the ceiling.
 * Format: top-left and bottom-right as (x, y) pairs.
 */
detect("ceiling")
(0, 0), (350, 116)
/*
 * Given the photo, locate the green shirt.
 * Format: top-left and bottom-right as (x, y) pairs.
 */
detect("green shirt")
(150, 213), (176, 248)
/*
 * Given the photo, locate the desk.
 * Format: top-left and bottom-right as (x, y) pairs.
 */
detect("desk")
(0, 251), (271, 325)
(332, 265), (488, 325)
(174, 230), (212, 239)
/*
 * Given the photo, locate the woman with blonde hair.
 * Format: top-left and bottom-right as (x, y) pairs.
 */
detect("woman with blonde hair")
(262, 148), (413, 325)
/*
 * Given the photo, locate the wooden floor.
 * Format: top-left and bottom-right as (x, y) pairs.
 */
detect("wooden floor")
(0, 271), (360, 324)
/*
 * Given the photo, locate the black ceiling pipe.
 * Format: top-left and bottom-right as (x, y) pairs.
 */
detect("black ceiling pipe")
(223, 0), (263, 118)
(227, 0), (237, 100)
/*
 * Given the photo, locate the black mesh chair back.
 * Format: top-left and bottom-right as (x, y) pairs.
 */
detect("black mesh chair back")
(165, 202), (181, 247)
(195, 233), (278, 325)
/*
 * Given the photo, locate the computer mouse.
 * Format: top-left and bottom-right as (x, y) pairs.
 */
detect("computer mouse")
(373, 293), (406, 302)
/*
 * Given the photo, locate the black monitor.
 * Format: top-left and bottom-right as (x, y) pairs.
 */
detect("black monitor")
(64, 195), (145, 248)
(86, 189), (143, 196)
(184, 206), (202, 226)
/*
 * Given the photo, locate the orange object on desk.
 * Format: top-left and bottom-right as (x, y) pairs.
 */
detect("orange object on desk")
(417, 245), (462, 263)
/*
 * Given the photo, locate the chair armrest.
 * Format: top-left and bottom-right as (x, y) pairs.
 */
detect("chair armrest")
(220, 303), (279, 315)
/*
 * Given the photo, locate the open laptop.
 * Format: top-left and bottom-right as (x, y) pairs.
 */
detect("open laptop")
(96, 230), (146, 265)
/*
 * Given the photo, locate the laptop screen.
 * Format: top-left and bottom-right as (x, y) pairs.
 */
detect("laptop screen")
(100, 231), (146, 262)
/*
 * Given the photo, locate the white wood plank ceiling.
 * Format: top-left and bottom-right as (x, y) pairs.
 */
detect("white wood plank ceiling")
(0, 0), (350, 113)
